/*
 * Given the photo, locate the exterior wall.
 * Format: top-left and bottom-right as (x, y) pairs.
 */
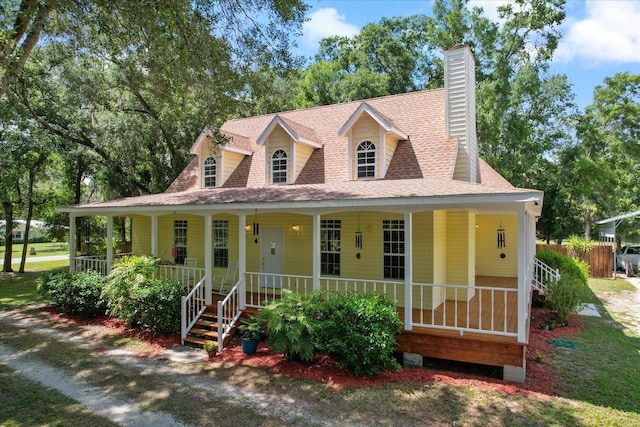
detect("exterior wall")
(223, 151), (244, 185)
(476, 214), (518, 277)
(267, 127), (291, 184)
(131, 215), (151, 255)
(412, 211), (434, 283)
(157, 214), (205, 268)
(294, 144), (314, 180)
(445, 211), (475, 300)
(350, 115), (380, 179)
(244, 212), (313, 275)
(383, 134), (398, 177)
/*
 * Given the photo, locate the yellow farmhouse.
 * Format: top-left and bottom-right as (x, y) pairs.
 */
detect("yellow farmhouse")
(59, 46), (556, 383)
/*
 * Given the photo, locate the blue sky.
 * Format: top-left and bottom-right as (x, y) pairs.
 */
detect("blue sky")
(295, 0), (640, 110)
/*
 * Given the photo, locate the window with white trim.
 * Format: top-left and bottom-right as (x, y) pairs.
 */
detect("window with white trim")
(272, 149), (287, 183)
(383, 220), (404, 279)
(321, 220), (341, 276)
(174, 220), (187, 264)
(204, 157), (216, 188)
(213, 220), (228, 268)
(356, 140), (376, 178)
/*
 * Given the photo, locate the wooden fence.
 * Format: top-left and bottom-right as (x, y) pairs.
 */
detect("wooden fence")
(536, 244), (614, 278)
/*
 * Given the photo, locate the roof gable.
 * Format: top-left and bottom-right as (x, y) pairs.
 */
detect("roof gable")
(255, 115), (322, 148)
(338, 102), (408, 140)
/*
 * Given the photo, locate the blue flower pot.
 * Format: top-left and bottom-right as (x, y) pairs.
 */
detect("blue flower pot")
(242, 337), (259, 355)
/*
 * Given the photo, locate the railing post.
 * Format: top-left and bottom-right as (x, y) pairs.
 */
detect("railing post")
(180, 296), (187, 344)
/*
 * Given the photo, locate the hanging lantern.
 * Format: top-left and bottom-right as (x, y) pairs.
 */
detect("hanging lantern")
(497, 224), (506, 249)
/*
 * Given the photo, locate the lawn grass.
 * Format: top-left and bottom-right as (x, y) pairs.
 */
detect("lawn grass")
(0, 268), (639, 426)
(0, 364), (119, 427)
(552, 277), (640, 416)
(0, 241), (69, 258)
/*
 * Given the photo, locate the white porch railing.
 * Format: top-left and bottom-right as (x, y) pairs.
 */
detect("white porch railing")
(216, 280), (243, 352)
(532, 257), (559, 294)
(75, 253), (133, 275)
(319, 276), (402, 302)
(412, 283), (518, 337)
(156, 264), (206, 291)
(181, 276), (207, 344)
(244, 272), (315, 307)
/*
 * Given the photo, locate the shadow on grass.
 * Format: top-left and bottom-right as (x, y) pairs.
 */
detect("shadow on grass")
(552, 281), (640, 414)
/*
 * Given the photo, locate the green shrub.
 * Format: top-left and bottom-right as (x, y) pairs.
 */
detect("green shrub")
(38, 270), (106, 317)
(102, 255), (158, 319)
(126, 278), (185, 334)
(314, 292), (402, 376)
(536, 250), (589, 324)
(255, 290), (321, 362)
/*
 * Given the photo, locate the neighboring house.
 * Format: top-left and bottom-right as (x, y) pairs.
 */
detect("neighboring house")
(59, 46), (553, 383)
(0, 220), (47, 242)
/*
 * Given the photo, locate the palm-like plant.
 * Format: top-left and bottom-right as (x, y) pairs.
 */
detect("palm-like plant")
(102, 255), (158, 318)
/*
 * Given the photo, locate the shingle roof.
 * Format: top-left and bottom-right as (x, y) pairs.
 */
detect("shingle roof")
(66, 89), (533, 212)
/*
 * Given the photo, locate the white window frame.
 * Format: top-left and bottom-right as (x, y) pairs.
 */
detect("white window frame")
(272, 149), (288, 184)
(204, 156), (216, 188)
(356, 140), (376, 179)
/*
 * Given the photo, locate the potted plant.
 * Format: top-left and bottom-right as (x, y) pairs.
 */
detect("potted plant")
(238, 314), (264, 355)
(203, 342), (216, 359)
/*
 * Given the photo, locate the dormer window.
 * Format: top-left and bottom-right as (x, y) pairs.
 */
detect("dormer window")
(357, 141), (376, 178)
(204, 157), (216, 187)
(272, 149), (288, 184)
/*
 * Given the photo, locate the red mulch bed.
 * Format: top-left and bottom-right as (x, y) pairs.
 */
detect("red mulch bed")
(44, 307), (581, 395)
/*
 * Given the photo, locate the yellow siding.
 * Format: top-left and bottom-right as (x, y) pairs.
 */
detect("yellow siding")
(157, 214), (205, 268)
(412, 211), (433, 283)
(433, 210), (447, 284)
(446, 211), (473, 286)
(384, 134), (398, 176)
(267, 127), (291, 184)
(244, 212), (313, 275)
(475, 214), (518, 277)
(131, 215), (151, 255)
(294, 144), (314, 180)
(222, 151), (244, 183)
(351, 115), (380, 179)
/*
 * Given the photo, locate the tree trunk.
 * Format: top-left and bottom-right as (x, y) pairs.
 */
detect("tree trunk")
(2, 202), (14, 273)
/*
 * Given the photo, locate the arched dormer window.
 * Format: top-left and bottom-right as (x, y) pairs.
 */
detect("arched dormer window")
(204, 156), (216, 188)
(356, 140), (376, 179)
(272, 149), (287, 184)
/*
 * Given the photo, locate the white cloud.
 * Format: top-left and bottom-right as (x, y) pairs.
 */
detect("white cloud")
(555, 1), (640, 64)
(302, 8), (360, 48)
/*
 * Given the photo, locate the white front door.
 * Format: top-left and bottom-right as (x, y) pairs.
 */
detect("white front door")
(260, 228), (284, 288)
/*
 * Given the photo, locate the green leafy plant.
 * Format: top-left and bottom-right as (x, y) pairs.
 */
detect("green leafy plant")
(256, 290), (321, 362)
(102, 255), (158, 319)
(566, 235), (593, 262)
(203, 342), (216, 353)
(537, 249), (590, 325)
(38, 270), (106, 317)
(238, 314), (266, 340)
(314, 292), (402, 376)
(126, 278), (185, 334)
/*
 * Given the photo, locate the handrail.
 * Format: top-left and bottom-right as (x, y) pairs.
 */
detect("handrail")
(156, 264), (206, 290)
(412, 282), (518, 337)
(320, 276), (402, 301)
(532, 257), (560, 294)
(244, 272), (314, 307)
(216, 279), (243, 353)
(180, 276), (207, 344)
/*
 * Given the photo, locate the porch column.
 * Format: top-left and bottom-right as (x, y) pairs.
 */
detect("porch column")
(517, 209), (527, 342)
(106, 215), (113, 273)
(151, 215), (158, 257)
(312, 213), (320, 290)
(205, 214), (212, 305)
(238, 214), (247, 309)
(404, 212), (413, 331)
(69, 214), (77, 272)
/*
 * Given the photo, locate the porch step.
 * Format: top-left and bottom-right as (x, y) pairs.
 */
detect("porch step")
(184, 305), (238, 350)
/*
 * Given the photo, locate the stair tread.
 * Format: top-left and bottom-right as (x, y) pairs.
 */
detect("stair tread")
(189, 328), (220, 338)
